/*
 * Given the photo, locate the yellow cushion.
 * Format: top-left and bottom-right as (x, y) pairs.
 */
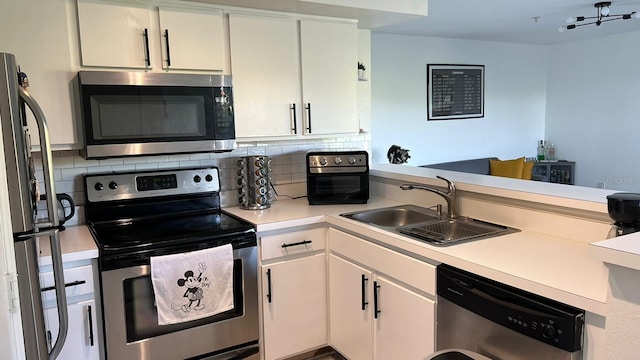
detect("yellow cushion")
(521, 160), (533, 180)
(489, 157), (525, 179)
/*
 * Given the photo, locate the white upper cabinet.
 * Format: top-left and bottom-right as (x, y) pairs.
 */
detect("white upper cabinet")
(229, 14), (301, 138)
(77, 0), (153, 69)
(76, 1), (226, 72)
(229, 12), (359, 139)
(300, 19), (358, 135)
(158, 7), (224, 71)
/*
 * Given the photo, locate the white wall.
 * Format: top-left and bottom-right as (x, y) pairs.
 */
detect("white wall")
(370, 33), (548, 166)
(545, 30), (640, 190)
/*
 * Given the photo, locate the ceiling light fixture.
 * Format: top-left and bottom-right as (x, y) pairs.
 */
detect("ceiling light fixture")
(559, 2), (640, 32)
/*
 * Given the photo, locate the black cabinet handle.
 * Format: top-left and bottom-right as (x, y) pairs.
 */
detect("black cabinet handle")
(266, 269), (272, 303)
(361, 274), (369, 311)
(41, 280), (86, 293)
(305, 103), (312, 133)
(143, 28), (150, 67)
(164, 29), (171, 67)
(281, 240), (312, 248)
(87, 305), (94, 346)
(373, 281), (381, 319)
(290, 104), (297, 134)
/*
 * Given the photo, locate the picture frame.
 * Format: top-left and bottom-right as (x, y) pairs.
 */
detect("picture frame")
(427, 64), (485, 121)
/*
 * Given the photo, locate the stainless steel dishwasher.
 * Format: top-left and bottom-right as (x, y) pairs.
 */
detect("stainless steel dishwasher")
(436, 265), (585, 360)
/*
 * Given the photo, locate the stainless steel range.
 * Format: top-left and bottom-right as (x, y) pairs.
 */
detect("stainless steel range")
(84, 167), (259, 360)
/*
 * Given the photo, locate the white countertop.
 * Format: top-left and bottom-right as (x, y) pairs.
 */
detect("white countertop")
(38, 225), (98, 266)
(225, 197), (609, 315)
(591, 232), (640, 271)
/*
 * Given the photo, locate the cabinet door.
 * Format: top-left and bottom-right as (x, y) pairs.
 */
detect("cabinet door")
(300, 20), (358, 135)
(262, 253), (327, 360)
(229, 14), (301, 138)
(329, 254), (373, 360)
(45, 299), (100, 360)
(158, 7), (224, 71)
(77, 0), (152, 68)
(0, 0), (78, 147)
(373, 276), (435, 360)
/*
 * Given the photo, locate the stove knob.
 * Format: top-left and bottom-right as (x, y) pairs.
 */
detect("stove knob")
(205, 174), (213, 182)
(193, 175), (202, 183)
(108, 181), (118, 190)
(348, 156), (357, 164)
(334, 157), (342, 165)
(94, 182), (104, 191)
(319, 157), (328, 166)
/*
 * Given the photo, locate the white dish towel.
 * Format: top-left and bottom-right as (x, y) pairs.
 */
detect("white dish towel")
(150, 244), (234, 325)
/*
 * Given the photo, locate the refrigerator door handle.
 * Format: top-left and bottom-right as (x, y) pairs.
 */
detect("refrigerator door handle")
(19, 87), (68, 360)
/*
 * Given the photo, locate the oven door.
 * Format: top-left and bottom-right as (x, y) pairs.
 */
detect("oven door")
(307, 172), (369, 205)
(100, 245), (258, 360)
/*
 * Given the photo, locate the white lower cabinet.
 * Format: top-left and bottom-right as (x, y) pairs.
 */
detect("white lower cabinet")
(45, 299), (100, 360)
(40, 260), (102, 360)
(260, 227), (327, 360)
(328, 228), (436, 360)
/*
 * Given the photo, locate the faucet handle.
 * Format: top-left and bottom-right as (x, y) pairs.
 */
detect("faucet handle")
(436, 176), (456, 194)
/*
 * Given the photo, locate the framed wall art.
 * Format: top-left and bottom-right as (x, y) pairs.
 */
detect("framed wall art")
(427, 64), (484, 120)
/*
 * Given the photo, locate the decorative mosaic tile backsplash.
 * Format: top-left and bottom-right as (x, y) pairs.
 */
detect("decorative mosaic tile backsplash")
(34, 135), (370, 226)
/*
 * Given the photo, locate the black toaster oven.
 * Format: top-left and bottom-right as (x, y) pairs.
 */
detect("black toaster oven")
(306, 151), (369, 205)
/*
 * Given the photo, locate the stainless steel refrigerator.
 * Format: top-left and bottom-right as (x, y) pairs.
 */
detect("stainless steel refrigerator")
(0, 52), (69, 359)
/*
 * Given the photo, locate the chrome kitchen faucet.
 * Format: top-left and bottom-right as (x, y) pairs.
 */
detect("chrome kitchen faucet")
(400, 176), (459, 219)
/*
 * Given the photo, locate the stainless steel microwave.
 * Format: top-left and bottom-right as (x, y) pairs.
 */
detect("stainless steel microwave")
(77, 71), (236, 159)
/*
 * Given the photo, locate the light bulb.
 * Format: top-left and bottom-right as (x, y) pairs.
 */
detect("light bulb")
(566, 16), (577, 23)
(601, 6), (610, 16)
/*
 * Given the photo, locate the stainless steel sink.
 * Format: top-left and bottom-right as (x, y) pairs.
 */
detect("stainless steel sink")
(340, 205), (519, 245)
(340, 205), (441, 227)
(398, 218), (518, 245)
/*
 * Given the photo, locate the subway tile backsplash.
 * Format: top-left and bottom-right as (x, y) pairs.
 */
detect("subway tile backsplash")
(34, 135), (371, 227)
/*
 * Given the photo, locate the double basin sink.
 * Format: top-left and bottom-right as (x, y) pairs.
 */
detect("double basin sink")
(340, 205), (519, 246)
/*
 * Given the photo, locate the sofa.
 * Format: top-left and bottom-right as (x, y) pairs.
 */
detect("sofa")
(421, 157), (533, 180)
(420, 157), (498, 175)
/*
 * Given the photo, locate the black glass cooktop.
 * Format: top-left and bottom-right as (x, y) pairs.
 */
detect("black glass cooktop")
(89, 210), (254, 252)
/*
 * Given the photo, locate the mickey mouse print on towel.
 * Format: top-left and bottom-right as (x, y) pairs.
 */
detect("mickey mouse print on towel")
(151, 243), (234, 325)
(171, 263), (210, 313)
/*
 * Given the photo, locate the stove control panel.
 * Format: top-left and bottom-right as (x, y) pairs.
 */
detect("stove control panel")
(85, 167), (220, 203)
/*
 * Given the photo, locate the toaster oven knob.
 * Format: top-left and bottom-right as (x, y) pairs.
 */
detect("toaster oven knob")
(108, 181), (118, 190)
(348, 156), (357, 164)
(193, 175), (201, 183)
(334, 157), (342, 165)
(319, 157), (328, 166)
(94, 182), (104, 191)
(205, 174), (213, 182)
